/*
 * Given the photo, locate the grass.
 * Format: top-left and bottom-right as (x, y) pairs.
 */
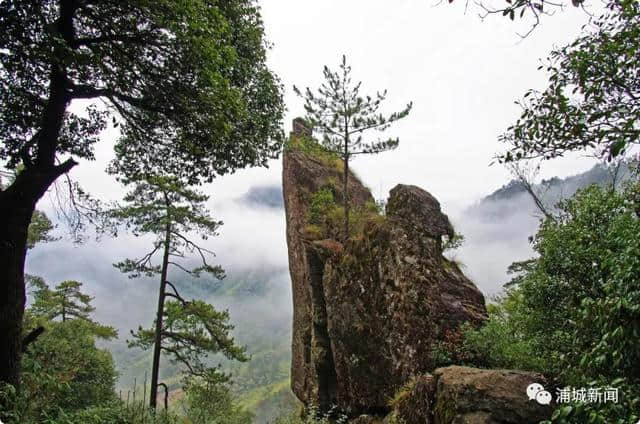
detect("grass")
(285, 135), (343, 172)
(305, 186), (385, 241)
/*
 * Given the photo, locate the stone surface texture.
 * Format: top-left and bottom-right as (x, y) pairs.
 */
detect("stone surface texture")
(283, 139), (487, 416)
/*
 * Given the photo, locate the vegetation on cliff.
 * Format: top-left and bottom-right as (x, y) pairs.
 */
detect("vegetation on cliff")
(294, 55), (412, 239)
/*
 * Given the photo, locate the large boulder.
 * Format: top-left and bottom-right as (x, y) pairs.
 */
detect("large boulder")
(283, 128), (487, 416)
(387, 367), (551, 424)
(431, 366), (552, 424)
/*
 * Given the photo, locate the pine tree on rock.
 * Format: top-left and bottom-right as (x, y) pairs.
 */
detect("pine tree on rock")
(111, 175), (245, 409)
(294, 55), (412, 239)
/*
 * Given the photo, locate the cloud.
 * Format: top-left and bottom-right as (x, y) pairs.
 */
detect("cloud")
(235, 185), (284, 210)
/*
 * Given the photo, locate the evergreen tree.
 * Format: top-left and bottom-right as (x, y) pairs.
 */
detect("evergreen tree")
(111, 175), (245, 409)
(4, 278), (119, 423)
(26, 277), (117, 343)
(129, 301), (248, 411)
(30, 279), (91, 322)
(294, 55), (412, 239)
(0, 0), (284, 388)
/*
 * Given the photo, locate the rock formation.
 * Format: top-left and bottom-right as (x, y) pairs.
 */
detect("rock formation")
(369, 366), (552, 424)
(283, 125), (488, 417)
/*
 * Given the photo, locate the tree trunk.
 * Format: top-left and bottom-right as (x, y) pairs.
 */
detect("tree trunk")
(150, 219), (171, 409)
(0, 163), (73, 388)
(0, 0), (77, 389)
(0, 198), (32, 389)
(343, 154), (350, 241)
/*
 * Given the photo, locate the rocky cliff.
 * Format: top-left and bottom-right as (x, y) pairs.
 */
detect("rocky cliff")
(283, 125), (489, 417)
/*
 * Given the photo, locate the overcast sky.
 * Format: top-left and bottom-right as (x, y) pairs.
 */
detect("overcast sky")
(66, 0), (600, 207)
(28, 1), (606, 329)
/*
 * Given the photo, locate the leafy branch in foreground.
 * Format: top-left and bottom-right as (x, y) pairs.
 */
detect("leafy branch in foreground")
(447, 0), (588, 38)
(498, 1), (640, 162)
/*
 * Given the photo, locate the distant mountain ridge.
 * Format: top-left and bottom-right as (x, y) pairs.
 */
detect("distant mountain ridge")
(455, 161), (634, 296)
(237, 185), (283, 209)
(482, 162), (630, 206)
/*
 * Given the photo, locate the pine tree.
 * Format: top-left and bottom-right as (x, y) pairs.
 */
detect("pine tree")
(27, 277), (116, 339)
(30, 279), (91, 322)
(110, 175), (244, 409)
(294, 55), (412, 239)
(0, 0), (284, 388)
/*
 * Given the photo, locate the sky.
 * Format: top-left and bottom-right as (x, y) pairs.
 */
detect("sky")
(26, 0), (605, 337)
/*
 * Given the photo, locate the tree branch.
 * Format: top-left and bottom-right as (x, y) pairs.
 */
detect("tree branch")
(165, 281), (189, 305)
(22, 326), (45, 352)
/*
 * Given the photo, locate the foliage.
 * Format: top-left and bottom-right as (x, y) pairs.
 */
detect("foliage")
(8, 311), (118, 422)
(181, 374), (253, 424)
(294, 55), (411, 238)
(112, 174), (243, 409)
(309, 189), (336, 226)
(0, 278), (119, 423)
(27, 278), (116, 340)
(0, 0), (284, 182)
(294, 55), (412, 159)
(464, 183), (640, 422)
(0, 0), (284, 390)
(306, 188), (383, 240)
(461, 293), (553, 373)
(129, 299), (247, 380)
(111, 175), (224, 280)
(285, 135), (342, 171)
(26, 211), (57, 249)
(499, 1), (640, 163)
(448, 0), (587, 37)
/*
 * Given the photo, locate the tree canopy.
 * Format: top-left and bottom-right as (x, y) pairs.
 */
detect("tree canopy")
(498, 1), (639, 163)
(111, 175), (224, 280)
(0, 0), (285, 183)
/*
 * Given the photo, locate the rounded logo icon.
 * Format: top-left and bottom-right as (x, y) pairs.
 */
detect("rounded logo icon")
(535, 390), (552, 405)
(526, 383), (545, 400)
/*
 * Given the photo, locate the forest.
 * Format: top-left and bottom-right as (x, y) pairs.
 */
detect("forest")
(0, 0), (638, 423)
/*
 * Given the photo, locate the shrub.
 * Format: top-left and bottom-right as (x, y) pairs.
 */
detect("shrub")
(464, 183), (640, 423)
(307, 189), (385, 241)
